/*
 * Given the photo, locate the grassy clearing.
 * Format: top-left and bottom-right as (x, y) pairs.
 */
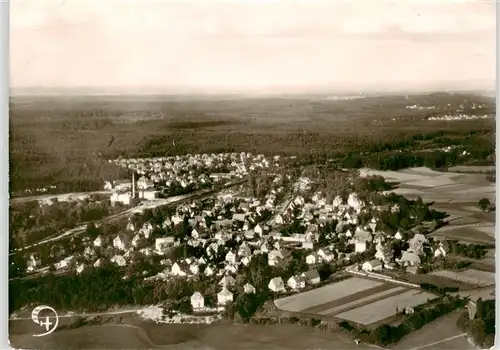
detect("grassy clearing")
(335, 290), (438, 325)
(274, 277), (383, 312)
(429, 269), (495, 287)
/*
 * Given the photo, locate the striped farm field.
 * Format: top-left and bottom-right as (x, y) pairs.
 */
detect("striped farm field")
(274, 277), (385, 312)
(317, 286), (407, 316)
(335, 290), (438, 325)
(429, 269), (495, 287)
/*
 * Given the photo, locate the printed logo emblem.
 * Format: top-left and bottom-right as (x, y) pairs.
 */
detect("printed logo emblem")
(31, 305), (59, 337)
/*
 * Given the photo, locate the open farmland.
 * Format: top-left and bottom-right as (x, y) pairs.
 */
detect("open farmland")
(10, 318), (381, 350)
(335, 290), (438, 325)
(360, 167), (495, 204)
(429, 225), (495, 245)
(429, 269), (495, 287)
(274, 277), (384, 312)
(274, 277), (440, 326)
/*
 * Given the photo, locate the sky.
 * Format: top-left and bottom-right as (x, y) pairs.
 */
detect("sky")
(10, 0), (496, 93)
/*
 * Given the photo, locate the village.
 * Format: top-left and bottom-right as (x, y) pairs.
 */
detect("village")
(17, 151), (487, 326)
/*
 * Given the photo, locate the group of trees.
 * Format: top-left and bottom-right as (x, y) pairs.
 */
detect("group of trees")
(456, 298), (495, 349)
(449, 241), (489, 260)
(9, 197), (118, 250)
(477, 198), (495, 213)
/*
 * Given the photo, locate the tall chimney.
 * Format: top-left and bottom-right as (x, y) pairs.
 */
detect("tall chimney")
(132, 172), (135, 198)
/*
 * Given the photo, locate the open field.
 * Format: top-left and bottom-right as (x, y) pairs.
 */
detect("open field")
(334, 290), (438, 325)
(429, 225), (495, 245)
(10, 324), (154, 350)
(448, 165), (495, 173)
(381, 271), (478, 291)
(429, 269), (495, 287)
(274, 277), (384, 312)
(9, 318), (379, 350)
(274, 277), (440, 326)
(361, 167), (495, 204)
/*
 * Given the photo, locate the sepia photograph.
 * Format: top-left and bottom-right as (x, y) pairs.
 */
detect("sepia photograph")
(8, 0), (496, 349)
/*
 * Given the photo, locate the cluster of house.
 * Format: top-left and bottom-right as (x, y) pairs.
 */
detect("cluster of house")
(24, 172), (454, 310)
(405, 105), (437, 110)
(105, 152), (281, 206)
(427, 114), (490, 121)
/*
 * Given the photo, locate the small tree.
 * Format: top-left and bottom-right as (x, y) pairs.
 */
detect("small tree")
(478, 198), (491, 212)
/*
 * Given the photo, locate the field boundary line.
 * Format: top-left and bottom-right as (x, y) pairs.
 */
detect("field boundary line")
(406, 333), (467, 350)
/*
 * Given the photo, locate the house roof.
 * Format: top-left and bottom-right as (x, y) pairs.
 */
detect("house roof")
(191, 292), (203, 299)
(218, 288), (233, 297)
(269, 277), (284, 286)
(365, 259), (383, 267)
(302, 269), (320, 280)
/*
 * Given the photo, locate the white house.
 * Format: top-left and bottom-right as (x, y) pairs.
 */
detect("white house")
(354, 240), (367, 253)
(268, 250), (283, 266)
(26, 254), (41, 272)
(287, 276), (306, 290)
(170, 262), (186, 276)
(190, 292), (205, 309)
(217, 288), (234, 305)
(306, 254), (318, 265)
(189, 264), (199, 275)
(362, 259), (383, 272)
(110, 191), (132, 206)
(137, 176), (154, 190)
(434, 241), (449, 258)
(111, 255), (126, 267)
(237, 243), (251, 257)
(54, 256), (74, 270)
(274, 214), (284, 225)
(155, 237), (175, 252)
(241, 256), (251, 266)
(243, 283), (256, 294)
(113, 234), (129, 251)
(394, 231), (403, 240)
(93, 236), (103, 247)
(204, 266), (214, 276)
(268, 277), (286, 293)
(254, 224), (263, 236)
(225, 251), (237, 264)
(317, 248), (335, 262)
(139, 189), (159, 201)
(76, 263), (85, 274)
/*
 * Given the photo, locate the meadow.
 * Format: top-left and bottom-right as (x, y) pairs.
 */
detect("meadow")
(429, 269), (495, 287)
(10, 92), (495, 196)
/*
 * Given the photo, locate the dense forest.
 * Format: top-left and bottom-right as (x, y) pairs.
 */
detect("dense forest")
(10, 94), (495, 195)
